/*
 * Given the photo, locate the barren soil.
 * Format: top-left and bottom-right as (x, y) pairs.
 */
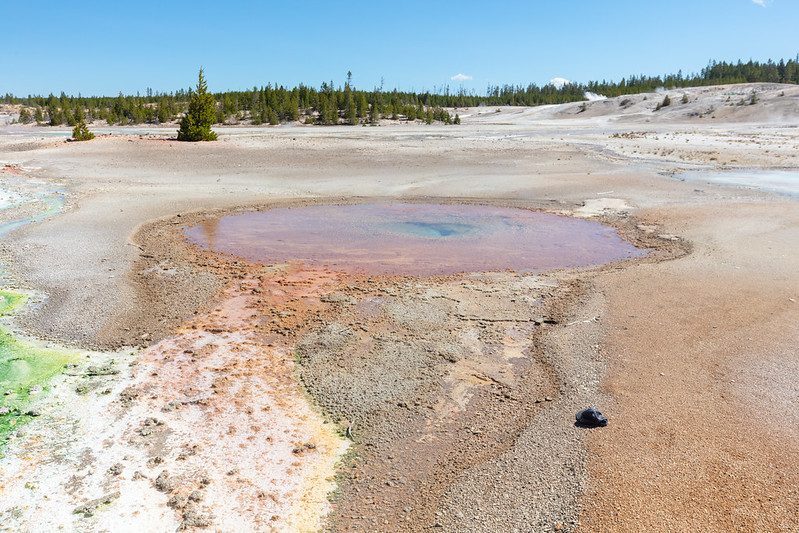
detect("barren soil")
(0, 82), (798, 531)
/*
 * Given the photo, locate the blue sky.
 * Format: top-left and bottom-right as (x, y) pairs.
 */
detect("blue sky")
(1, 0), (796, 97)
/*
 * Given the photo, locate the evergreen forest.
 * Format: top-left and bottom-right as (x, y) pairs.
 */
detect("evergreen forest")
(4, 57), (798, 128)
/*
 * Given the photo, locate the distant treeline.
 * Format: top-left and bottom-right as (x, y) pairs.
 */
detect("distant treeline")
(4, 56), (798, 127)
(586, 56), (799, 98)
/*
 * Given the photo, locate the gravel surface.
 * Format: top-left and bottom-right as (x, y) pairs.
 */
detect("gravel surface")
(1, 83), (798, 531)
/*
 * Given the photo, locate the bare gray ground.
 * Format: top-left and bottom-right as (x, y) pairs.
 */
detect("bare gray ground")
(1, 82), (798, 531)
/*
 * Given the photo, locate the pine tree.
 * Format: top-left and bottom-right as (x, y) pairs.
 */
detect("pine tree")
(157, 96), (173, 123)
(345, 94), (357, 125)
(177, 69), (218, 141)
(71, 119), (95, 141)
(356, 93), (368, 118)
(317, 94), (330, 124)
(369, 93), (380, 124)
(222, 94), (236, 117)
(267, 107), (279, 125)
(18, 108), (32, 124)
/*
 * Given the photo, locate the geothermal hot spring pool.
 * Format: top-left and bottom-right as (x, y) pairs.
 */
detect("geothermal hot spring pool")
(185, 204), (645, 275)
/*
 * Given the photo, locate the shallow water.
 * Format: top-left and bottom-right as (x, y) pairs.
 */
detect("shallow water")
(0, 188), (25, 210)
(0, 175), (67, 238)
(670, 170), (799, 197)
(0, 193), (65, 238)
(186, 204), (645, 276)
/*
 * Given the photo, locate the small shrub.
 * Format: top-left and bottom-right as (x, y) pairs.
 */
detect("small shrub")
(71, 119), (95, 141)
(681, 94), (689, 104)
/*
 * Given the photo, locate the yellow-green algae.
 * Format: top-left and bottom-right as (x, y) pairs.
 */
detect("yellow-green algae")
(0, 289), (81, 442)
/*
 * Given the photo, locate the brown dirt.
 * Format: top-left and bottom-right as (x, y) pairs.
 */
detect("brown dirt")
(125, 202), (686, 532)
(579, 201), (799, 530)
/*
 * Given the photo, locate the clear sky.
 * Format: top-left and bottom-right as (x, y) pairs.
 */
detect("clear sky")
(1, 0), (797, 97)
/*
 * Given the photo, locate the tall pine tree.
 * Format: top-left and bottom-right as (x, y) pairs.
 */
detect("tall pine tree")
(177, 69), (218, 141)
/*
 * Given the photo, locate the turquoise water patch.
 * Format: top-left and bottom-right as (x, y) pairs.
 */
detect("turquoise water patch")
(382, 221), (478, 238)
(0, 193), (65, 238)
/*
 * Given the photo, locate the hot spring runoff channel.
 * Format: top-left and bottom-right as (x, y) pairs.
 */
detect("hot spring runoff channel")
(186, 204), (646, 276)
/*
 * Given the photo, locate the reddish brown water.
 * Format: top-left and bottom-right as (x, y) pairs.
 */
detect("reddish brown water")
(185, 204), (645, 276)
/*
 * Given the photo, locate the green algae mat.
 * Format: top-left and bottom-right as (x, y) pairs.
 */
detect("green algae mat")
(0, 290), (81, 440)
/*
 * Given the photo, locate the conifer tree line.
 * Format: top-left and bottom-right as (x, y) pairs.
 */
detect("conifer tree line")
(4, 56), (798, 127)
(585, 56), (799, 98)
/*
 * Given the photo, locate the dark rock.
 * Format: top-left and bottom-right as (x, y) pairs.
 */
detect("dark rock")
(575, 408), (608, 428)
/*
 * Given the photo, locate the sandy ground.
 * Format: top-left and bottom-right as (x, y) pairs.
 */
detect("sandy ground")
(0, 82), (798, 531)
